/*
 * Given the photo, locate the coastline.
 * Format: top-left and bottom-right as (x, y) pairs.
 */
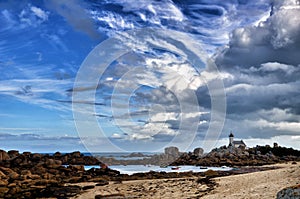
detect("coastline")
(70, 162), (299, 199)
(0, 147), (299, 198)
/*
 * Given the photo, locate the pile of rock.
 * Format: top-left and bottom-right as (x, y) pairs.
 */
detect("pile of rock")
(0, 149), (119, 198)
(172, 145), (300, 166)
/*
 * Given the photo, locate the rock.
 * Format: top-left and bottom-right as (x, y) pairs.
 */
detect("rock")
(23, 152), (31, 156)
(68, 165), (85, 171)
(7, 186), (21, 196)
(8, 171), (20, 180)
(277, 184), (300, 199)
(7, 183), (17, 188)
(204, 170), (218, 177)
(193, 148), (204, 157)
(0, 167), (14, 175)
(71, 151), (82, 158)
(0, 187), (9, 197)
(0, 150), (9, 161)
(95, 180), (109, 186)
(35, 179), (60, 186)
(0, 170), (6, 179)
(45, 158), (62, 169)
(7, 150), (19, 159)
(28, 174), (41, 180)
(53, 152), (62, 157)
(20, 169), (32, 176)
(41, 173), (54, 180)
(164, 146), (179, 157)
(95, 193), (125, 199)
(0, 179), (8, 186)
(82, 185), (95, 190)
(40, 185), (81, 198)
(31, 165), (47, 175)
(66, 177), (82, 183)
(31, 153), (42, 160)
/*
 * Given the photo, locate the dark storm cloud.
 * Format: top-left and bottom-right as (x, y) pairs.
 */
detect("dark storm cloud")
(212, 0), (300, 139)
(215, 1), (300, 68)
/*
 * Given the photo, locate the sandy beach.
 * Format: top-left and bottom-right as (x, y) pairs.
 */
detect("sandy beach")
(202, 162), (300, 199)
(70, 162), (300, 199)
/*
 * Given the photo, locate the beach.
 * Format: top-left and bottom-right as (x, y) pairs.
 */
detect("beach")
(202, 162), (300, 199)
(70, 162), (299, 199)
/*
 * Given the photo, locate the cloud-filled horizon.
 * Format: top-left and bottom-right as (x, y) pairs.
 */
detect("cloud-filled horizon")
(0, 0), (299, 152)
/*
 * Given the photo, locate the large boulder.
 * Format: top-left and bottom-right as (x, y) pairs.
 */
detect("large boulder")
(164, 147), (179, 157)
(277, 184), (300, 199)
(193, 148), (204, 157)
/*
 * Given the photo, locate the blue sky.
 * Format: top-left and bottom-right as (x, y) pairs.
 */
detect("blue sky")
(1, 0), (300, 152)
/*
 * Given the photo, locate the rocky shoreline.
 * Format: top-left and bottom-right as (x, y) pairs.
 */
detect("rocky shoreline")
(98, 145), (300, 167)
(0, 145), (299, 198)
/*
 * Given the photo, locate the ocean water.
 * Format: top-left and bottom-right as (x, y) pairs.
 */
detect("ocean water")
(92, 152), (156, 160)
(43, 152), (157, 160)
(84, 165), (232, 175)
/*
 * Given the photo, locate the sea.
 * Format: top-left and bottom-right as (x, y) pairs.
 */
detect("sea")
(84, 165), (232, 175)
(86, 152), (232, 174)
(49, 152), (232, 174)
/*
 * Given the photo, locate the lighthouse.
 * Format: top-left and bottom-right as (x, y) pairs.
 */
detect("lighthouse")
(229, 132), (234, 146)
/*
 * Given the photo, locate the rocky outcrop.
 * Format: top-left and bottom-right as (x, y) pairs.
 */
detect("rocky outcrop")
(0, 150), (118, 198)
(277, 184), (300, 199)
(99, 145), (300, 167)
(172, 145), (300, 167)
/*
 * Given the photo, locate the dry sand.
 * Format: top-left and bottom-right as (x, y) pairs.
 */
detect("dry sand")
(71, 162), (300, 199)
(202, 162), (300, 199)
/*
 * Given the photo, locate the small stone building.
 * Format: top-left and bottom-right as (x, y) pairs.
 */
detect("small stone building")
(228, 132), (246, 148)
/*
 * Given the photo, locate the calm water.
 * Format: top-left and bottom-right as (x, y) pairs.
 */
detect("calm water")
(84, 165), (232, 175)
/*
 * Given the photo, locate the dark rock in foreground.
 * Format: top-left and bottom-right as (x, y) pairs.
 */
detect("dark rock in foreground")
(0, 150), (117, 198)
(277, 184), (300, 199)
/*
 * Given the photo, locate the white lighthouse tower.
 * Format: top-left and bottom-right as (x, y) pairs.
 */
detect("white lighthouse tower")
(229, 132), (234, 146)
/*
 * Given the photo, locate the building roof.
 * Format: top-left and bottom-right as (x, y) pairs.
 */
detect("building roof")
(229, 132), (234, 137)
(233, 140), (246, 145)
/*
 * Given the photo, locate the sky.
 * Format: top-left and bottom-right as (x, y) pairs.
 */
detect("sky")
(0, 0), (300, 153)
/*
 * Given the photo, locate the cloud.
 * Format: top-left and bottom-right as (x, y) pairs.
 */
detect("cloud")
(90, 0), (270, 54)
(0, 78), (73, 112)
(209, 0), (300, 142)
(18, 4), (49, 28)
(215, 0), (300, 67)
(45, 0), (100, 39)
(30, 6), (49, 21)
(0, 133), (86, 152)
